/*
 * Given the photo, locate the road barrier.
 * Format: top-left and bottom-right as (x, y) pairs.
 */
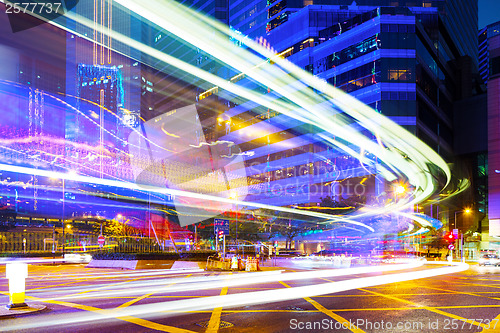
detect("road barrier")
(245, 257), (259, 271)
(206, 256), (255, 271)
(205, 256), (231, 271)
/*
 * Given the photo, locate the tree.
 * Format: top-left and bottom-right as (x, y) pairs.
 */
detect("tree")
(93, 219), (141, 237)
(270, 210), (309, 249)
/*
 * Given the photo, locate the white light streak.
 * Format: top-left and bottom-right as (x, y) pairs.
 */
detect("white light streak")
(6, 262), (468, 331)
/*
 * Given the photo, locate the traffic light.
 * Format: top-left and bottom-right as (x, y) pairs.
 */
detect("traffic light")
(218, 230), (224, 241)
(445, 232), (455, 243)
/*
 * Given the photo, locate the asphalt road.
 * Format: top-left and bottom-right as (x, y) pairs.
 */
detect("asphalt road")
(0, 261), (499, 332)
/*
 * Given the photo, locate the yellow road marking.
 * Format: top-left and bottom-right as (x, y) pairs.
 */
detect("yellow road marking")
(358, 288), (490, 330)
(445, 280), (500, 290)
(482, 312), (500, 331)
(205, 285), (229, 333)
(26, 280), (86, 291)
(423, 285), (500, 301)
(23, 294), (197, 333)
(112, 315), (197, 333)
(99, 303), (500, 314)
(65, 277), (143, 298)
(279, 281), (365, 333)
(117, 274), (193, 309)
(314, 292), (453, 297)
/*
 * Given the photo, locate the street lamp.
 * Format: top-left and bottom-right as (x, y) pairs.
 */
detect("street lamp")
(453, 208), (471, 231)
(395, 185), (406, 195)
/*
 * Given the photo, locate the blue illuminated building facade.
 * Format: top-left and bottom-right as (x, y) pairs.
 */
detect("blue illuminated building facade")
(0, 0), (483, 251)
(206, 2), (479, 214)
(231, 0), (478, 69)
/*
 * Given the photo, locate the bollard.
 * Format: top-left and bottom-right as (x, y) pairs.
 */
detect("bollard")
(6, 263), (28, 309)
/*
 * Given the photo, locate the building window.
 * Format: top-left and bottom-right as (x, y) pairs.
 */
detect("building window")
(388, 69), (412, 81)
(491, 56), (500, 76)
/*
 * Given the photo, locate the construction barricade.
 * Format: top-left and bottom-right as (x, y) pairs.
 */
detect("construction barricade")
(245, 257), (259, 271)
(205, 256), (231, 271)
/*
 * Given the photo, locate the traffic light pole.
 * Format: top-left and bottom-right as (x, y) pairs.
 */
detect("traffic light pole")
(223, 235), (226, 259)
(460, 233), (464, 261)
(215, 228), (219, 255)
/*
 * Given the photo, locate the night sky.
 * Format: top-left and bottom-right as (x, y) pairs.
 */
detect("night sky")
(479, 0), (500, 29)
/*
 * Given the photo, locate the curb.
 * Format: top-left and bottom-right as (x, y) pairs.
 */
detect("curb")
(0, 304), (47, 318)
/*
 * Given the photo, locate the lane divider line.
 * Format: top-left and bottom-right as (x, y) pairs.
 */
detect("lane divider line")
(205, 286), (229, 333)
(358, 288), (490, 330)
(280, 281), (365, 333)
(117, 274), (193, 309)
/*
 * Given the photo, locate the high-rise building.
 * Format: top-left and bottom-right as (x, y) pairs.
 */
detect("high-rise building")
(0, 3), (67, 219)
(151, 0), (230, 120)
(486, 21), (500, 249)
(230, 1), (478, 70)
(187, 1), (481, 248)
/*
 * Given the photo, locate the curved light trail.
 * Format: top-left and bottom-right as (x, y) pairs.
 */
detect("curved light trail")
(5, 262), (468, 331)
(84, 0), (450, 217)
(0, 0), (459, 236)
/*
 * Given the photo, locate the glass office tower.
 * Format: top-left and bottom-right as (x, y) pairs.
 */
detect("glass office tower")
(214, 3), (477, 205)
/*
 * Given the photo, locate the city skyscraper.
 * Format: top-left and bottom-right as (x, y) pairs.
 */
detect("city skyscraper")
(230, 1), (478, 69)
(486, 21), (500, 245)
(191, 0), (484, 251)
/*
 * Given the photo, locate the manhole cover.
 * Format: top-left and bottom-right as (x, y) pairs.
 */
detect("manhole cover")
(195, 321), (234, 329)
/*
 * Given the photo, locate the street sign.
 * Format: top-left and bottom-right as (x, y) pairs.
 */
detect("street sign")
(98, 235), (105, 248)
(448, 244), (455, 250)
(452, 229), (458, 236)
(214, 219), (230, 235)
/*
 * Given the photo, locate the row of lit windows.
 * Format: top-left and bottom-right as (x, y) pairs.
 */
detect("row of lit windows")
(337, 74), (380, 94)
(267, 12), (288, 32)
(318, 8), (380, 41)
(313, 35), (380, 75)
(268, 0), (286, 19)
(328, 61), (380, 87)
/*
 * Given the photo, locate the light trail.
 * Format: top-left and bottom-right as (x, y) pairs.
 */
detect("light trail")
(70, 1), (449, 221)
(27, 269), (285, 299)
(0, 163), (375, 231)
(0, 0), (458, 233)
(22, 267), (204, 281)
(29, 262), (424, 302)
(6, 262), (468, 331)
